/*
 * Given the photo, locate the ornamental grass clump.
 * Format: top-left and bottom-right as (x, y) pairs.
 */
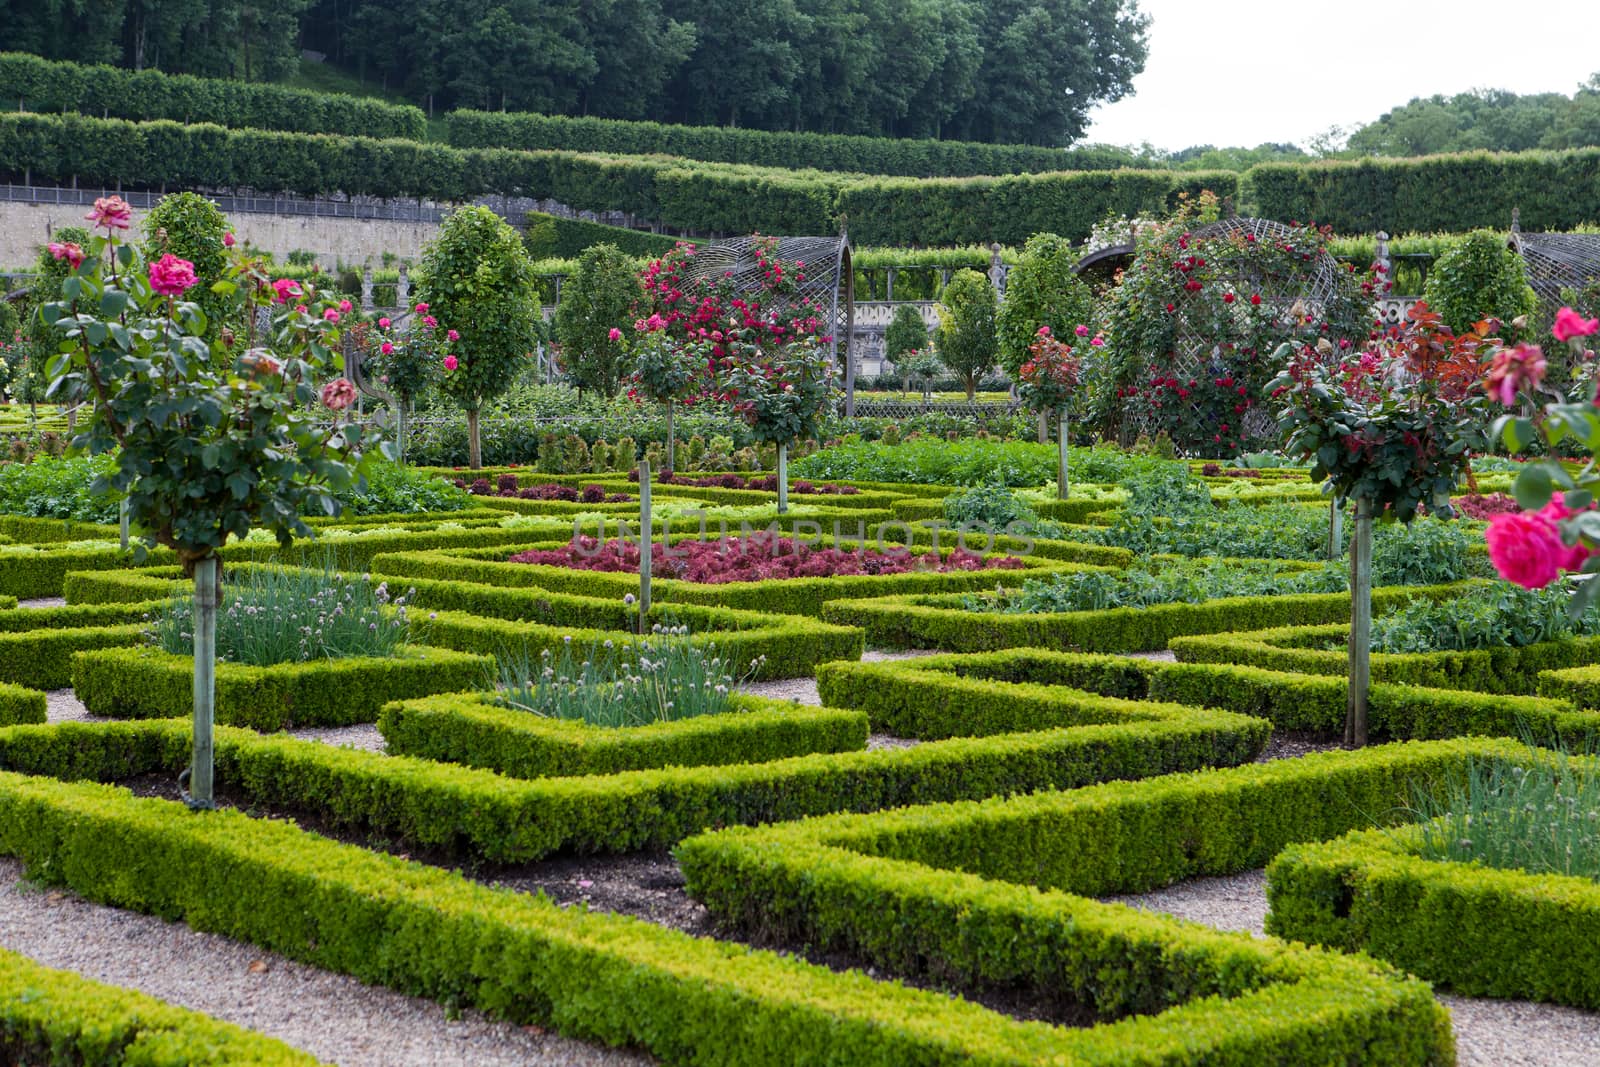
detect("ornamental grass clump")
(152, 566), (412, 666)
(494, 625), (760, 727)
(1410, 749), (1600, 881)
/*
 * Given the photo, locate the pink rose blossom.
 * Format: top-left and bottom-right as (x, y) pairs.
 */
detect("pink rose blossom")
(1074, 324), (1090, 337)
(443, 355), (459, 371)
(223, 232), (235, 248)
(1484, 342), (1546, 406)
(339, 300), (352, 313)
(323, 308), (341, 323)
(423, 315), (437, 328)
(378, 316), (391, 328)
(271, 279), (302, 304)
(1090, 336), (1105, 347)
(84, 196), (132, 231)
(414, 302), (429, 313)
(147, 253), (198, 297)
(608, 327), (622, 341)
(48, 242), (84, 269)
(380, 341), (394, 355)
(1485, 511), (1564, 589)
(1036, 325), (1051, 337)
(446, 328), (460, 341)
(1554, 307), (1600, 342)
(320, 378), (358, 411)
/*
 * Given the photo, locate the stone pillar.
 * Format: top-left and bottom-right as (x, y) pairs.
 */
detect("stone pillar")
(396, 266), (409, 311)
(360, 269), (374, 311)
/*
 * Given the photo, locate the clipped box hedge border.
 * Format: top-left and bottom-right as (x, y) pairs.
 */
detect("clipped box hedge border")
(1171, 623), (1600, 694)
(1267, 816), (1600, 1008)
(0, 694), (1266, 862)
(379, 692), (867, 778)
(817, 648), (1600, 746)
(0, 768), (1293, 1067)
(821, 581), (1472, 653)
(70, 645), (493, 730)
(675, 743), (1538, 1065)
(0, 944), (321, 1066)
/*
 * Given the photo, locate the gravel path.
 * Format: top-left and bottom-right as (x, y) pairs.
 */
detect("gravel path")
(18, 597), (66, 609)
(0, 857), (654, 1067)
(1106, 869), (1600, 1066)
(46, 687), (97, 724)
(741, 647), (941, 707)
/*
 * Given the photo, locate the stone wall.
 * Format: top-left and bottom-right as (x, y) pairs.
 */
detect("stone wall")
(0, 200), (440, 269)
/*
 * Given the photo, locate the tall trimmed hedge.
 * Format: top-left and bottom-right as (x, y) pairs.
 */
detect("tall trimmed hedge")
(837, 170), (1240, 246)
(0, 112), (1231, 247)
(0, 52), (424, 140)
(445, 109), (1142, 178)
(1248, 149), (1600, 234)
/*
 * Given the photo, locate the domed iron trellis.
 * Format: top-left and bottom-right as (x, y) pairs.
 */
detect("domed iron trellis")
(1119, 216), (1359, 449)
(669, 234), (855, 413)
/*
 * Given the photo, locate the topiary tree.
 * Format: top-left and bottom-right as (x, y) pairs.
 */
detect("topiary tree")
(418, 206), (541, 469)
(935, 269), (998, 401)
(1423, 229), (1538, 341)
(555, 242), (643, 399)
(994, 233), (1096, 378)
(883, 304), (929, 393)
(141, 192), (231, 345)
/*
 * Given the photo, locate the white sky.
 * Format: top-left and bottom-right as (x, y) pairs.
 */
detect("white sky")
(1083, 0), (1600, 152)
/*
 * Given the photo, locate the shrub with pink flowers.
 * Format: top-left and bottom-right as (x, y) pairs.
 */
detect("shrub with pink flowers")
(508, 534), (1022, 584)
(624, 313), (712, 471)
(1270, 302), (1492, 519)
(1481, 306), (1600, 604)
(1100, 210), (1378, 454)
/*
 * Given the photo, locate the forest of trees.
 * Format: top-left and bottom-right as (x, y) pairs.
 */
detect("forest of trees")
(1345, 78), (1600, 156)
(0, 0), (1151, 146)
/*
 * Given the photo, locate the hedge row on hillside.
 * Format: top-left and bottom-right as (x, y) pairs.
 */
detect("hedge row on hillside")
(522, 210), (681, 259)
(0, 51), (424, 140)
(837, 170), (1239, 247)
(0, 112), (1234, 245)
(446, 109), (1138, 179)
(1249, 149), (1600, 234)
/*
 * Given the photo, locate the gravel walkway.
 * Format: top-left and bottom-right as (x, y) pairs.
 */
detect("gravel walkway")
(741, 647), (941, 707)
(18, 596), (66, 609)
(0, 857), (653, 1067)
(1106, 869), (1600, 1066)
(46, 687), (97, 724)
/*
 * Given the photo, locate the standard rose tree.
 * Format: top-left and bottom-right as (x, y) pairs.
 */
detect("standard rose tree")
(1018, 324), (1099, 499)
(1269, 302), (1490, 745)
(719, 325), (834, 513)
(623, 314), (710, 473)
(1481, 306), (1600, 605)
(365, 308), (457, 459)
(42, 196), (389, 808)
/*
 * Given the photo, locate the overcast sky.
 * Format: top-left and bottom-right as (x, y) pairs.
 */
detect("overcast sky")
(1083, 0), (1600, 152)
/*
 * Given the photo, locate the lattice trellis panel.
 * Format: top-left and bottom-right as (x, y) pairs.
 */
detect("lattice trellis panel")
(672, 235), (853, 377)
(1122, 217), (1360, 451)
(1515, 232), (1600, 309)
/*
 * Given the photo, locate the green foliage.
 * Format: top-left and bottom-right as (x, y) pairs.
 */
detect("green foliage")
(421, 206), (541, 415)
(1421, 229), (1538, 337)
(152, 564), (413, 666)
(495, 624), (754, 727)
(978, 558), (1347, 615)
(993, 233), (1096, 377)
(1250, 149), (1600, 235)
(337, 461), (471, 515)
(1346, 85), (1597, 156)
(70, 644), (491, 729)
(522, 211), (679, 260)
(554, 243), (644, 398)
(0, 943), (320, 1065)
(1370, 583), (1600, 653)
(1411, 747), (1600, 880)
(0, 52), (422, 138)
(796, 438), (1060, 485)
(1267, 802), (1600, 1008)
(933, 269), (997, 400)
(450, 111), (1146, 178)
(0, 453), (121, 523)
(380, 690), (866, 777)
(141, 192), (231, 343)
(940, 483), (1050, 531)
(882, 304), (929, 368)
